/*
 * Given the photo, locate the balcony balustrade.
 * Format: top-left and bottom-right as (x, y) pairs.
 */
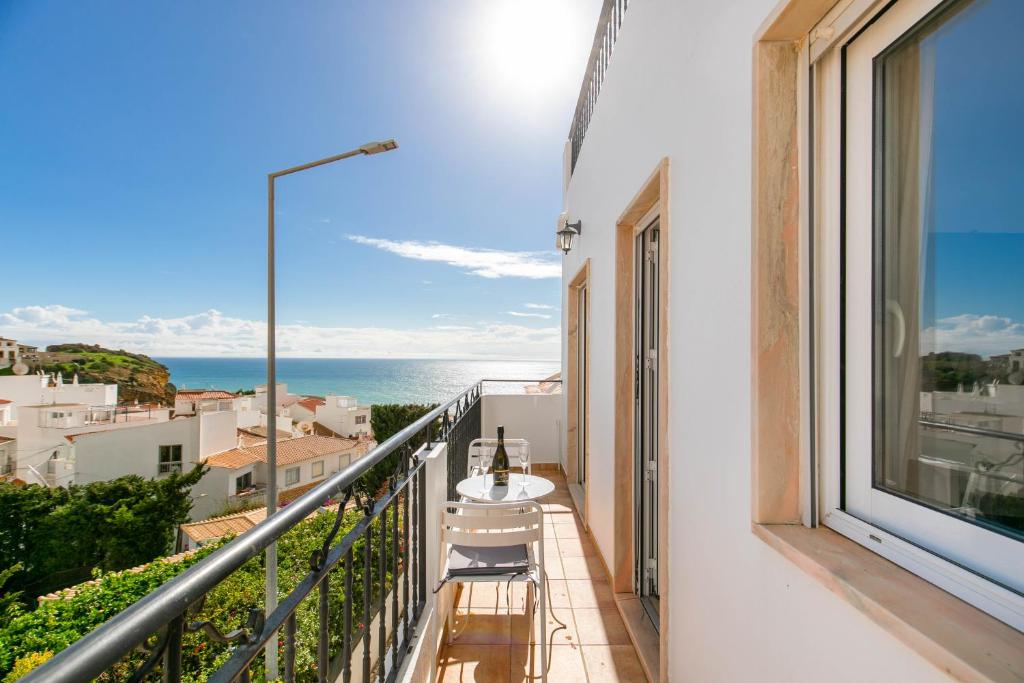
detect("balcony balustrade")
(19, 378), (636, 683)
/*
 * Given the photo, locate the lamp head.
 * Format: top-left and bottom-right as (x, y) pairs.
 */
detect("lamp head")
(555, 212), (582, 255)
(358, 139), (399, 155)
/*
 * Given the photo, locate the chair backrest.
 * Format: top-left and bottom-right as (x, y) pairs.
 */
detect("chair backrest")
(441, 500), (543, 549)
(468, 438), (531, 475)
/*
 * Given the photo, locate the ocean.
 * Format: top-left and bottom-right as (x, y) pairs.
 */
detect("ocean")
(156, 358), (561, 405)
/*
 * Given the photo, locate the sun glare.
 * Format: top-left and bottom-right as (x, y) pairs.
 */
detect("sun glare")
(476, 0), (590, 103)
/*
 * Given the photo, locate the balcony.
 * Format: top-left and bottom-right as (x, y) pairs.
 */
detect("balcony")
(19, 379), (645, 683)
(437, 472), (645, 682)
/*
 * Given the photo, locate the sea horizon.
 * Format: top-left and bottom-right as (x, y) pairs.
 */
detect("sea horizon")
(156, 357), (561, 405)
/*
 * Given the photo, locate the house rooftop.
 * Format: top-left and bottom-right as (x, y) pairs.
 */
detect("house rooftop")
(180, 507), (267, 544)
(297, 397), (326, 412)
(175, 390), (238, 401)
(205, 434), (361, 469)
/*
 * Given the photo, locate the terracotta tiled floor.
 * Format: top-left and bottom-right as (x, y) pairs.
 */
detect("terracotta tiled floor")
(436, 473), (647, 682)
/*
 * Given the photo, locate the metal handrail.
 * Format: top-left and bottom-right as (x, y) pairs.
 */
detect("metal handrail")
(919, 418), (1024, 443)
(23, 381), (487, 683)
(568, 0), (629, 174)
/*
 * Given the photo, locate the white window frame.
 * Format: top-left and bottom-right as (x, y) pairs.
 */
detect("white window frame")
(284, 466), (300, 486)
(158, 444), (183, 474)
(311, 460), (324, 478)
(813, 0), (1024, 630)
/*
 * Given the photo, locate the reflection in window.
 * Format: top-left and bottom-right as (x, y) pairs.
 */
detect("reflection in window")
(874, 0), (1023, 538)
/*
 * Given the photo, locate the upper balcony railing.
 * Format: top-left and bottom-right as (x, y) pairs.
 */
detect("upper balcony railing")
(568, 0), (630, 175)
(22, 378), (559, 683)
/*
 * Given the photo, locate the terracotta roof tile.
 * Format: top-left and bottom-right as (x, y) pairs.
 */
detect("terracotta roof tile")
(205, 434), (361, 469)
(297, 397), (326, 413)
(180, 508), (267, 544)
(176, 390), (237, 401)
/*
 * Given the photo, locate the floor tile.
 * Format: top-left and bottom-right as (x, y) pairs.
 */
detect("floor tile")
(560, 555), (603, 580)
(553, 523), (581, 539)
(580, 645), (647, 682)
(570, 608), (631, 645)
(556, 537), (597, 558)
(437, 644), (512, 683)
(566, 579), (615, 609)
(446, 613), (511, 645)
(544, 579), (572, 609)
(510, 645), (587, 683)
(510, 608), (576, 645)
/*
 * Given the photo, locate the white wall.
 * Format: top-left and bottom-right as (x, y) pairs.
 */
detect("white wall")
(199, 410), (238, 458)
(481, 394), (563, 464)
(561, 0), (943, 679)
(72, 416), (200, 483)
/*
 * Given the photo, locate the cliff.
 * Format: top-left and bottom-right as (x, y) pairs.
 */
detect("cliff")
(36, 344), (176, 405)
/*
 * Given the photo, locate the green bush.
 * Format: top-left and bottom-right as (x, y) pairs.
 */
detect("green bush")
(364, 403), (439, 496)
(0, 505), (403, 682)
(0, 466), (207, 598)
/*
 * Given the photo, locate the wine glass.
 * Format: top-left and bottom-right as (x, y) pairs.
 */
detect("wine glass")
(480, 451), (493, 492)
(518, 449), (530, 493)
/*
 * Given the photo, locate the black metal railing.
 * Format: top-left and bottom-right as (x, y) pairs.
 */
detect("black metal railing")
(442, 384), (481, 501)
(568, 0), (629, 175)
(23, 382), (486, 683)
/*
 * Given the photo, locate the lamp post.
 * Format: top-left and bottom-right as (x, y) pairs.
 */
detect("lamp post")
(265, 139), (397, 679)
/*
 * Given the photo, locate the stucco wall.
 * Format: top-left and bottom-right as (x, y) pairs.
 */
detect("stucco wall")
(481, 393), (563, 464)
(73, 417), (199, 483)
(561, 0), (944, 679)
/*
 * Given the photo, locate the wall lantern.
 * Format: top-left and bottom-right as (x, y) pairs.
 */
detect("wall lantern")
(556, 212), (583, 255)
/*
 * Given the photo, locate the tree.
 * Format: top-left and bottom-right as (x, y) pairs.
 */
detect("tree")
(0, 465), (207, 599)
(363, 404), (439, 496)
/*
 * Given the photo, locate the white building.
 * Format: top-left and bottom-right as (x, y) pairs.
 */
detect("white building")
(10, 403), (173, 487)
(0, 338), (18, 368)
(173, 389), (240, 416)
(314, 395), (371, 438)
(554, 0), (1024, 680)
(201, 434), (373, 515)
(0, 374), (118, 421)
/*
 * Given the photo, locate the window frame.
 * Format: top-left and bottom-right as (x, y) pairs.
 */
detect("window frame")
(812, 0), (1024, 630)
(311, 460), (324, 478)
(158, 444), (183, 474)
(284, 466), (300, 486)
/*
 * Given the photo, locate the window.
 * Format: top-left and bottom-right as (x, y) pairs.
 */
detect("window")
(355, 415), (367, 425)
(814, 0), (1024, 628)
(285, 466), (300, 486)
(235, 472), (252, 491)
(158, 445), (183, 474)
(311, 460), (324, 478)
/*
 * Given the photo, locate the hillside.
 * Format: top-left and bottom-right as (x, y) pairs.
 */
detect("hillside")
(34, 344), (176, 405)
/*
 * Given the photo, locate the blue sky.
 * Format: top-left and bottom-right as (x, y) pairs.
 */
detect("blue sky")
(919, 0), (1024, 357)
(0, 0), (599, 358)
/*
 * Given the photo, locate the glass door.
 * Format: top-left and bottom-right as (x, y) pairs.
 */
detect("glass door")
(634, 217), (660, 630)
(577, 283), (588, 493)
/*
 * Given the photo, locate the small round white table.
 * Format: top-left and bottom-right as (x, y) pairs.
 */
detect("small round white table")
(456, 473), (555, 502)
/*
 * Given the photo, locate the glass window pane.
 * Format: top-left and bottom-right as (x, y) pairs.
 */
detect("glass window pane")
(874, 0), (1024, 540)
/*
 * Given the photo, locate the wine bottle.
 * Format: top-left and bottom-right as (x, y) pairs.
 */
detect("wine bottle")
(492, 425), (510, 486)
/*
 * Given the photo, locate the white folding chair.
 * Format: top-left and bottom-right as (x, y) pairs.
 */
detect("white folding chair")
(467, 437), (532, 477)
(439, 500), (547, 682)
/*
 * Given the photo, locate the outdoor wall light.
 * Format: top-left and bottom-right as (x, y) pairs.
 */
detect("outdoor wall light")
(556, 212), (582, 255)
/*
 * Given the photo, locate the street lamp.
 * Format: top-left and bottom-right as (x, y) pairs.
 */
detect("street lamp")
(264, 139), (397, 679)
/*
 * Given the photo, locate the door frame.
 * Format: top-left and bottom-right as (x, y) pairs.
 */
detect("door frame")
(634, 206), (662, 628)
(614, 158), (670, 675)
(566, 259), (591, 528)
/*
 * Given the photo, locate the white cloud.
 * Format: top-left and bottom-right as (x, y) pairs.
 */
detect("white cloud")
(508, 311), (551, 319)
(921, 314), (1024, 357)
(432, 313), (457, 320)
(524, 303), (556, 310)
(347, 235), (560, 279)
(0, 304), (559, 359)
